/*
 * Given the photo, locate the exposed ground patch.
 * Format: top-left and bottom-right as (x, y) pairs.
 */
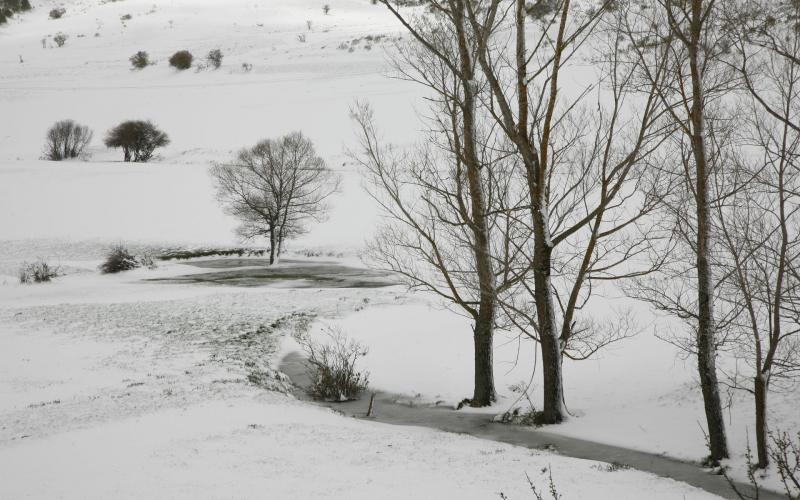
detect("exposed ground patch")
(147, 259), (397, 288)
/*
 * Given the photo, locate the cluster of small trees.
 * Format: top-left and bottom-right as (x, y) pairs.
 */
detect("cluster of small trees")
(43, 120), (169, 162)
(359, 0), (800, 473)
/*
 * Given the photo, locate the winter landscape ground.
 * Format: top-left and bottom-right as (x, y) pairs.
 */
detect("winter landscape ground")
(1, 1), (799, 499)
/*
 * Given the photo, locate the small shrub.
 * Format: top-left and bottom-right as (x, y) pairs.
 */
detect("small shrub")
(129, 50), (150, 69)
(104, 120), (169, 162)
(19, 260), (61, 284)
(137, 251), (157, 269)
(322, 4), (330, 15)
(49, 7), (65, 19)
(43, 119), (93, 161)
(168, 50), (193, 70)
(241, 62), (253, 72)
(0, 10), (8, 25)
(100, 245), (139, 274)
(300, 327), (369, 402)
(297, 33), (306, 43)
(120, 13), (131, 21)
(53, 32), (67, 47)
(206, 48), (223, 69)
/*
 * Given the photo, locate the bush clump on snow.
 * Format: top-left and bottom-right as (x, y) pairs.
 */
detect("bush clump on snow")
(168, 50), (193, 70)
(104, 120), (169, 162)
(49, 7), (65, 19)
(300, 327), (369, 402)
(129, 51), (151, 69)
(43, 119), (93, 161)
(53, 32), (67, 47)
(100, 246), (158, 274)
(206, 48), (223, 69)
(19, 260), (60, 284)
(100, 245), (139, 274)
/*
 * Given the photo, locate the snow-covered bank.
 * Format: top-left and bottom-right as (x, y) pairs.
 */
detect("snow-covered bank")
(314, 302), (800, 492)
(0, 269), (721, 500)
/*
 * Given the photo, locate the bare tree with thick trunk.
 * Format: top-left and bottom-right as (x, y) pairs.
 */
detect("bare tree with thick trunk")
(376, 0), (667, 420)
(456, 0), (667, 424)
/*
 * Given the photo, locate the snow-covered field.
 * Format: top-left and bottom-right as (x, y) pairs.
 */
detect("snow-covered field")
(0, 0), (795, 498)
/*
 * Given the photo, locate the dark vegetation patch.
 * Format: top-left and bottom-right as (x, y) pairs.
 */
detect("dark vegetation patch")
(0, 0), (31, 25)
(147, 259), (396, 289)
(156, 247), (266, 261)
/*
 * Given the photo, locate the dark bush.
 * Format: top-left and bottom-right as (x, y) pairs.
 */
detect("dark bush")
(49, 7), (65, 19)
(104, 120), (169, 162)
(301, 327), (369, 402)
(43, 120), (93, 161)
(0, 0), (30, 22)
(19, 260), (61, 284)
(53, 32), (67, 47)
(100, 245), (139, 274)
(206, 48), (223, 69)
(129, 51), (150, 69)
(168, 50), (193, 70)
(2, 0), (32, 11)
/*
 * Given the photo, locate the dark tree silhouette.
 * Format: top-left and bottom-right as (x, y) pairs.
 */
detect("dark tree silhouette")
(104, 120), (169, 162)
(43, 120), (93, 161)
(211, 132), (340, 265)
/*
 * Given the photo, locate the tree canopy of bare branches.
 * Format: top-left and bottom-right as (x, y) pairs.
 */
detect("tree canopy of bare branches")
(212, 132), (340, 265)
(43, 119), (93, 161)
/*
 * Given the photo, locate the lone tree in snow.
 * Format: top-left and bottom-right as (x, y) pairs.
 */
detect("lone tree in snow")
(104, 120), (169, 162)
(43, 119), (93, 161)
(211, 132), (340, 265)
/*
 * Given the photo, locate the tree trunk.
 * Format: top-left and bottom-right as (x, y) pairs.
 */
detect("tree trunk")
(754, 373), (769, 468)
(688, 0), (728, 462)
(472, 308), (496, 406)
(534, 233), (565, 423)
(696, 182), (727, 461)
(123, 146), (131, 162)
(268, 228), (276, 265)
(453, 0), (497, 406)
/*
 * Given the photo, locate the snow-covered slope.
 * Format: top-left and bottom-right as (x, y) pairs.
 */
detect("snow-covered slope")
(1, 0), (423, 249)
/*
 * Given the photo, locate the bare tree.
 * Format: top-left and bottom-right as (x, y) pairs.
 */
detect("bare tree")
(211, 132), (340, 265)
(708, 0), (800, 468)
(43, 119), (93, 161)
(620, 0), (736, 462)
(425, 0), (666, 424)
(349, 0), (521, 405)
(369, 0), (667, 415)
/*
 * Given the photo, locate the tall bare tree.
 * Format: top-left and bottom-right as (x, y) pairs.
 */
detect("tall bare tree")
(456, 0), (666, 424)
(621, 0), (735, 462)
(350, 3), (524, 405)
(376, 0), (667, 420)
(711, 0), (800, 468)
(211, 132), (340, 265)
